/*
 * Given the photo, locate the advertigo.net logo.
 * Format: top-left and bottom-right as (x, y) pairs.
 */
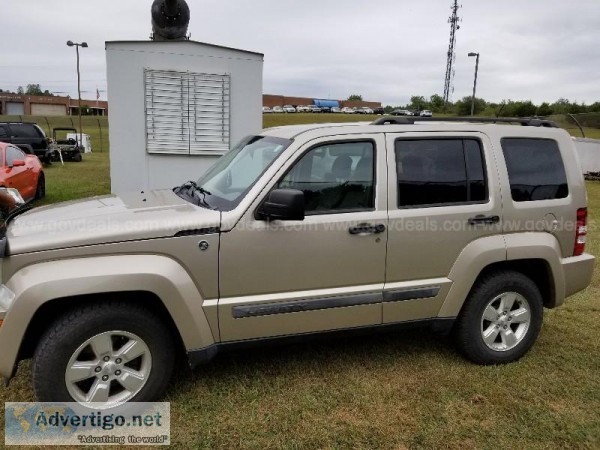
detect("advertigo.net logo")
(4, 402), (170, 446)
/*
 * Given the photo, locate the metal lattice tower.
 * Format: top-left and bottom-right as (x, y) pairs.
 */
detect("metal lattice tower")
(443, 0), (461, 105)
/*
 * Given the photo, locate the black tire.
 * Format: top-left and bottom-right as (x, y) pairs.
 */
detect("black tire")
(35, 173), (45, 200)
(73, 152), (82, 162)
(32, 301), (176, 405)
(453, 270), (543, 365)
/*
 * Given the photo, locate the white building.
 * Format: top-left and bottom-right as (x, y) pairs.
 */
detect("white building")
(573, 137), (600, 173)
(106, 40), (263, 193)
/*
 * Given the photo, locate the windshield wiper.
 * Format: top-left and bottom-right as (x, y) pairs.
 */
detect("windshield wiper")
(174, 181), (213, 208)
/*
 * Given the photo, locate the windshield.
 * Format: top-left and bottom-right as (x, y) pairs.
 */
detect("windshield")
(189, 135), (291, 211)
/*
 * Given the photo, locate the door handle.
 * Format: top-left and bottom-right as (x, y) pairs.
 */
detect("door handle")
(349, 223), (386, 235)
(468, 215), (500, 225)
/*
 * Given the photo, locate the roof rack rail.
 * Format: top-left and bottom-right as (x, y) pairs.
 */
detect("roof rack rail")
(371, 116), (558, 128)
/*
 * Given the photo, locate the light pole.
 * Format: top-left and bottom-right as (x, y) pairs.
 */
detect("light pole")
(66, 40), (88, 149)
(468, 52), (480, 116)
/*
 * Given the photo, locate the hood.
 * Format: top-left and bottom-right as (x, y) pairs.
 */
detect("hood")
(7, 190), (220, 255)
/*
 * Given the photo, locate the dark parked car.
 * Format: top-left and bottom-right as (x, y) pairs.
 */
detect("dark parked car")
(0, 122), (53, 163)
(373, 107), (385, 115)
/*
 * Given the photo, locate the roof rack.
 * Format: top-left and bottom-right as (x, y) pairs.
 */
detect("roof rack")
(371, 116), (558, 128)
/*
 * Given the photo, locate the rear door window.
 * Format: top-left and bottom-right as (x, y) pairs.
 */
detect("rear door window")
(501, 138), (568, 202)
(9, 124), (42, 138)
(394, 139), (487, 208)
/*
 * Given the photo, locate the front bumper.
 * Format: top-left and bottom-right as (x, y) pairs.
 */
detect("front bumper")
(562, 253), (595, 298)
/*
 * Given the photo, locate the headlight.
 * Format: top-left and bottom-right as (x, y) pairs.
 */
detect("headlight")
(0, 284), (15, 322)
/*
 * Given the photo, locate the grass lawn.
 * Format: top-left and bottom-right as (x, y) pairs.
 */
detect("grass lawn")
(0, 114), (599, 448)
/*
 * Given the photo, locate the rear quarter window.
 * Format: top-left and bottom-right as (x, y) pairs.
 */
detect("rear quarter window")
(501, 138), (568, 202)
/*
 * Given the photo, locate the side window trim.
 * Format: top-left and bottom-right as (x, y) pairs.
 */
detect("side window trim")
(394, 137), (489, 210)
(274, 138), (378, 216)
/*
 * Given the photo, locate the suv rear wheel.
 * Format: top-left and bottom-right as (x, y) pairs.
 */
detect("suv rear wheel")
(454, 270), (543, 364)
(32, 301), (176, 407)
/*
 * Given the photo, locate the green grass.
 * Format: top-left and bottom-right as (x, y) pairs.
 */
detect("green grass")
(558, 125), (600, 140)
(264, 113), (378, 128)
(37, 152), (111, 205)
(1, 115), (600, 448)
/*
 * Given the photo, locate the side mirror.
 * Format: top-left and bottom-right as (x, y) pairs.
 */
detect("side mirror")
(257, 188), (305, 221)
(10, 160), (25, 168)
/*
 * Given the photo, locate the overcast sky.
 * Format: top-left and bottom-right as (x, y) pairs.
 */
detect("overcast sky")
(1, 0), (598, 106)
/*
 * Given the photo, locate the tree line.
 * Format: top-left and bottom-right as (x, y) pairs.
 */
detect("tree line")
(385, 95), (600, 117)
(0, 84), (55, 96)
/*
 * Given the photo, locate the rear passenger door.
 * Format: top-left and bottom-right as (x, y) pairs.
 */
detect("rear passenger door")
(383, 133), (502, 324)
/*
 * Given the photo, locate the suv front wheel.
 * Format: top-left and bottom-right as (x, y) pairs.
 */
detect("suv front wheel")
(32, 301), (176, 407)
(454, 270), (543, 365)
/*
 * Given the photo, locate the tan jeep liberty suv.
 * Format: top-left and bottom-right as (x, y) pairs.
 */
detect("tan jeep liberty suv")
(0, 116), (594, 407)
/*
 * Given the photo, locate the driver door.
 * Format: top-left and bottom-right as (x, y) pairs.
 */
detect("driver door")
(218, 134), (388, 342)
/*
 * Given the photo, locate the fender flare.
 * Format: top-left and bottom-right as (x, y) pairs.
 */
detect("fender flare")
(504, 232), (565, 306)
(437, 235), (506, 318)
(0, 254), (216, 380)
(437, 232), (564, 318)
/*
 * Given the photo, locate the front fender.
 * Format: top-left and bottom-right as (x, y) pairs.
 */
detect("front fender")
(0, 254), (216, 380)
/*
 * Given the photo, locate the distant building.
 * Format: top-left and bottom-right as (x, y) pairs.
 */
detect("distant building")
(0, 92), (108, 116)
(1, 90), (381, 117)
(263, 94), (381, 109)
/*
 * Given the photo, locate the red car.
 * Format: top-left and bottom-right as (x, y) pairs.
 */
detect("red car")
(0, 142), (45, 202)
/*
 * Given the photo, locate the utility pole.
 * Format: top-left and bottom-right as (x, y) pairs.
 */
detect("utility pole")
(468, 52), (480, 116)
(67, 40), (88, 149)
